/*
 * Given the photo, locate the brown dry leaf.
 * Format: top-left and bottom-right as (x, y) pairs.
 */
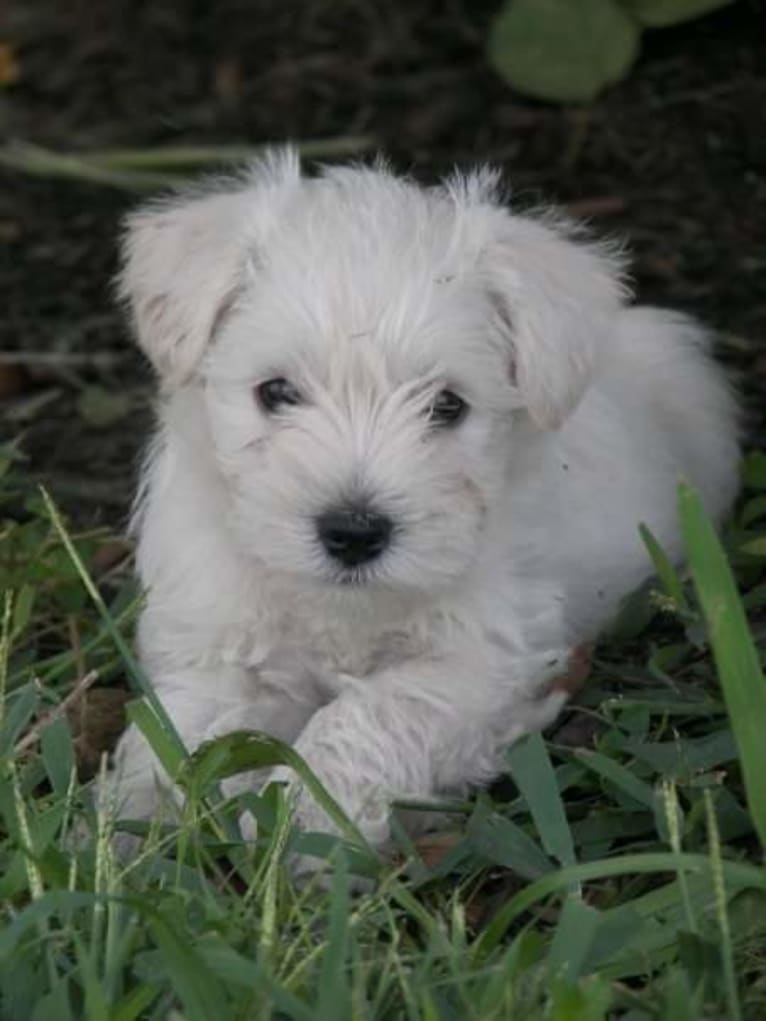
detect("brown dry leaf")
(412, 830), (464, 869)
(213, 56), (242, 105)
(549, 642), (593, 695)
(91, 539), (132, 575)
(0, 219), (21, 242)
(0, 363), (27, 399)
(68, 687), (130, 779)
(0, 42), (20, 87)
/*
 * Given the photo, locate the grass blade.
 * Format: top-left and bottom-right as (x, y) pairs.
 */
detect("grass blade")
(147, 911), (234, 1021)
(475, 851), (766, 958)
(704, 789), (742, 1021)
(546, 896), (601, 983)
(506, 733), (577, 869)
(678, 482), (766, 848)
(317, 855), (351, 1021)
(180, 730), (377, 859)
(639, 522), (690, 614)
(40, 487), (187, 759)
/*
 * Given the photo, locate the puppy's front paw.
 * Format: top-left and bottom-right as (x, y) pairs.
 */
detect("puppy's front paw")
(238, 762), (383, 887)
(266, 762), (392, 849)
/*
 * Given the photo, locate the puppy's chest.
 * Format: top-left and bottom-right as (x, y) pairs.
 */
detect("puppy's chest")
(229, 593), (427, 677)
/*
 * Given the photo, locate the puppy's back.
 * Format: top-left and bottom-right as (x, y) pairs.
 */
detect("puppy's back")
(608, 306), (740, 521)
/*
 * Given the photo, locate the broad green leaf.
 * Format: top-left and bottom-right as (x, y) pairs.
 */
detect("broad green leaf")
(476, 851), (766, 957)
(573, 748), (656, 809)
(639, 522), (690, 614)
(547, 896), (602, 982)
(625, 0), (734, 28)
(179, 730), (377, 859)
(679, 483), (766, 849)
(488, 0), (640, 103)
(506, 733), (576, 868)
(466, 800), (553, 879)
(147, 912), (234, 1021)
(40, 715), (75, 796)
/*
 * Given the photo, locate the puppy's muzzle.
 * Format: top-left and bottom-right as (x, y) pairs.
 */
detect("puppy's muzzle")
(316, 506), (393, 567)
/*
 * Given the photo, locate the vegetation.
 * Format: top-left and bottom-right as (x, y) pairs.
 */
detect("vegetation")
(1, 437), (765, 1018)
(488, 0), (738, 102)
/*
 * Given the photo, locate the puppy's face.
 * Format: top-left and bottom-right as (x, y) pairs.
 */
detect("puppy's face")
(121, 153), (626, 591)
(204, 265), (514, 589)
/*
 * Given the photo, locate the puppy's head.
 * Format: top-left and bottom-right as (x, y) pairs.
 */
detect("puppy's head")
(120, 151), (627, 591)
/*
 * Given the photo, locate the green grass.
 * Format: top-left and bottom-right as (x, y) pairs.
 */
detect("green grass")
(2, 441), (766, 1020)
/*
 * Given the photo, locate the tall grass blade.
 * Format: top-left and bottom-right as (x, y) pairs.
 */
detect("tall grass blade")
(317, 855), (352, 1021)
(678, 483), (766, 848)
(704, 789), (742, 1021)
(546, 896), (601, 983)
(639, 522), (690, 614)
(506, 733), (577, 869)
(476, 851), (766, 957)
(41, 487), (188, 762)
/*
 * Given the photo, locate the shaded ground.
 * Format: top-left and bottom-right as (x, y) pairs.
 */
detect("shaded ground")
(2, 0), (765, 525)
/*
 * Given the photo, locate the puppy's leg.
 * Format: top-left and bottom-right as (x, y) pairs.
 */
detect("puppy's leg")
(102, 658), (333, 837)
(261, 641), (570, 857)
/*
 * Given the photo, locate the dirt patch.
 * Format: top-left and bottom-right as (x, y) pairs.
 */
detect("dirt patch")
(2, 1), (765, 524)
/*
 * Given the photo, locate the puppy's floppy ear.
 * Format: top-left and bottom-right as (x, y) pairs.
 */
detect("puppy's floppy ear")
(484, 213), (628, 429)
(118, 188), (252, 386)
(118, 150), (301, 386)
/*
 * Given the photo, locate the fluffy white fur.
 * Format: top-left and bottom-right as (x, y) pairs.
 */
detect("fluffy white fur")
(108, 150), (739, 859)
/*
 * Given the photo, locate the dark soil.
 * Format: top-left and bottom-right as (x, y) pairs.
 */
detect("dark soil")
(2, 0), (765, 526)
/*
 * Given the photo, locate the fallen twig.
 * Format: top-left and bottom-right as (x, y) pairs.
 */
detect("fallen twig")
(0, 351), (126, 367)
(0, 142), (183, 191)
(565, 195), (627, 218)
(1, 135), (377, 192)
(14, 669), (99, 755)
(83, 135), (376, 170)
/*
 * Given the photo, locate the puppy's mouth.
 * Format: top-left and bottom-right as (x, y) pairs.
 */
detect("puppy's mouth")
(327, 563), (384, 588)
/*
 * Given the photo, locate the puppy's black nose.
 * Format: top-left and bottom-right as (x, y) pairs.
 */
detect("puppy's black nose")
(316, 507), (393, 567)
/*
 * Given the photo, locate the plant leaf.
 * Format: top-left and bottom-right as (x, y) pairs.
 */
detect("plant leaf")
(741, 451), (766, 490)
(546, 896), (602, 982)
(678, 483), (766, 849)
(506, 733), (576, 868)
(76, 386), (132, 429)
(488, 0), (640, 103)
(625, 0), (734, 28)
(466, 798), (553, 879)
(179, 730), (377, 859)
(476, 851), (766, 958)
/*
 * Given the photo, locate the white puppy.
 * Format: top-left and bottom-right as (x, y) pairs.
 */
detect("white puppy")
(108, 150), (739, 854)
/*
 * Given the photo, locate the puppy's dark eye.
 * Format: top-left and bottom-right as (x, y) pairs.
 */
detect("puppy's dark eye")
(428, 389), (468, 427)
(256, 378), (302, 413)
